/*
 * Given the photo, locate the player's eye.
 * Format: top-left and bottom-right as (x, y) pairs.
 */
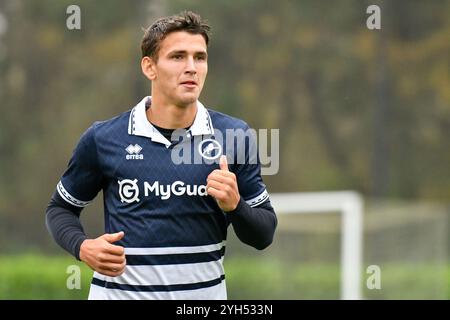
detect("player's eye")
(171, 55), (183, 60)
(195, 55), (207, 61)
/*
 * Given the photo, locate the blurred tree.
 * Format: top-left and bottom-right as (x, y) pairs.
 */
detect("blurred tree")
(0, 0), (449, 250)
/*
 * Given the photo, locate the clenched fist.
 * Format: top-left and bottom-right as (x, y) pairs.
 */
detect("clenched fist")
(79, 231), (126, 277)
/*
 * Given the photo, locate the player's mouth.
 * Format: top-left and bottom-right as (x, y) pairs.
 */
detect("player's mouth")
(180, 80), (198, 89)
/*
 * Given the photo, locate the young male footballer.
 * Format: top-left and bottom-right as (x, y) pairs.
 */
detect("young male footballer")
(46, 11), (277, 300)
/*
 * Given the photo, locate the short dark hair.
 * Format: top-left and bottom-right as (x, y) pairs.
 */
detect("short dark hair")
(141, 11), (211, 61)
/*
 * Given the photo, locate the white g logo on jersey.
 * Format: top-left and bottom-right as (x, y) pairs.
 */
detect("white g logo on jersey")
(118, 179), (140, 203)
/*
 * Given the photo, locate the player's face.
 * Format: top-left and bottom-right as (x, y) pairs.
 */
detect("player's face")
(150, 31), (208, 107)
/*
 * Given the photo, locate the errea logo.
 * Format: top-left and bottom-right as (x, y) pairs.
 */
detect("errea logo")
(126, 144), (144, 160)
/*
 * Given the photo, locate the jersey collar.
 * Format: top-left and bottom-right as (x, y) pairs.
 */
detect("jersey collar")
(128, 96), (214, 147)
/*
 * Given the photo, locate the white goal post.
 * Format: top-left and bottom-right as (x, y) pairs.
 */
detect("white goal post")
(270, 191), (364, 300)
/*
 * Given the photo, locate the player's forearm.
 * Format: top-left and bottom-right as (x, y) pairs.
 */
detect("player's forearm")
(227, 198), (277, 250)
(45, 191), (87, 260)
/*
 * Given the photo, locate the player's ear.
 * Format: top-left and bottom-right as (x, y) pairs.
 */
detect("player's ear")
(141, 56), (157, 81)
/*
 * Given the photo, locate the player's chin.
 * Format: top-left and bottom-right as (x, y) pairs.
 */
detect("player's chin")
(177, 92), (199, 105)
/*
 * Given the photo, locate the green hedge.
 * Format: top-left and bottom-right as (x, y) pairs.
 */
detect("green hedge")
(0, 254), (448, 299)
(0, 254), (93, 299)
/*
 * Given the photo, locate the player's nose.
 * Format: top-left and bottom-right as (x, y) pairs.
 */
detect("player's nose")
(184, 56), (197, 74)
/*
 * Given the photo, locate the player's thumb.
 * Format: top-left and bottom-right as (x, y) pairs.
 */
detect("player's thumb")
(102, 231), (125, 243)
(219, 155), (229, 172)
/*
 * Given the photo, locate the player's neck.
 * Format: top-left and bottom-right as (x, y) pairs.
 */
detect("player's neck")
(147, 96), (197, 129)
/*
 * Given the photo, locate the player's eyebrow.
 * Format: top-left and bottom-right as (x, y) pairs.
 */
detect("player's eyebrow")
(167, 50), (208, 57)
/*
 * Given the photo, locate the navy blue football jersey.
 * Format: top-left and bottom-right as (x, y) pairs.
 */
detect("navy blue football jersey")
(57, 96), (269, 299)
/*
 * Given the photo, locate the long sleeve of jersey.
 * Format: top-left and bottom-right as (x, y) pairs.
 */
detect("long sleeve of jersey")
(45, 191), (87, 261)
(226, 198), (277, 250)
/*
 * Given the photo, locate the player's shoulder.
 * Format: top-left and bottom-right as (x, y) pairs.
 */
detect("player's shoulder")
(74, 110), (131, 149)
(86, 110), (131, 140)
(207, 107), (250, 131)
